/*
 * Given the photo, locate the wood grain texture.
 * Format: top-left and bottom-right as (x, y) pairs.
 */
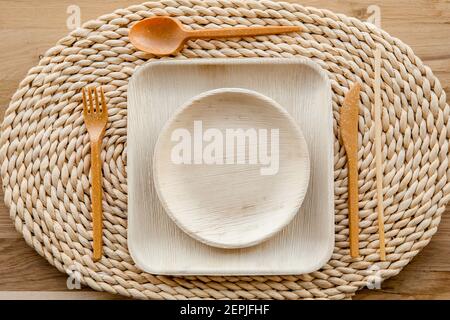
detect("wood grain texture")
(0, 291), (127, 300)
(128, 58), (334, 275)
(0, 0), (449, 299)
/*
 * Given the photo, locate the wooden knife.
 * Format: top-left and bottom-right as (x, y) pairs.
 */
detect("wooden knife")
(340, 83), (361, 258)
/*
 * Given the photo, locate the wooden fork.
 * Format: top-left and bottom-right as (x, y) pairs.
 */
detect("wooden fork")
(82, 86), (108, 261)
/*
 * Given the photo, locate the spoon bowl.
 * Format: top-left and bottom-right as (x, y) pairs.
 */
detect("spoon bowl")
(129, 17), (187, 56)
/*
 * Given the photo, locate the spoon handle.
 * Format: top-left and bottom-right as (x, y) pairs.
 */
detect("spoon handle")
(188, 25), (300, 39)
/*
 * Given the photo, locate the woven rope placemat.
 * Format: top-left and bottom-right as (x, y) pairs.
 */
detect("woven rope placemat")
(1, 0), (449, 300)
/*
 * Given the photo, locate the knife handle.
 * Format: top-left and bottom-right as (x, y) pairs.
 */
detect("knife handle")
(347, 155), (360, 258)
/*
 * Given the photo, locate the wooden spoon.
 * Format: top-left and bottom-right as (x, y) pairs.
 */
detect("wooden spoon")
(129, 16), (301, 56)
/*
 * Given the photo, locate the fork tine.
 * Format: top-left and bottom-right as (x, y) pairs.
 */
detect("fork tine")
(82, 88), (88, 116)
(100, 87), (108, 115)
(94, 87), (100, 113)
(88, 87), (94, 113)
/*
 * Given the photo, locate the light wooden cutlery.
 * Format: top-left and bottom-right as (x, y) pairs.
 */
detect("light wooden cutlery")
(82, 86), (108, 261)
(129, 16), (301, 56)
(374, 46), (386, 261)
(340, 83), (361, 258)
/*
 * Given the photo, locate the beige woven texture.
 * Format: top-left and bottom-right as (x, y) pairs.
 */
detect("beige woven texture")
(1, 0), (449, 300)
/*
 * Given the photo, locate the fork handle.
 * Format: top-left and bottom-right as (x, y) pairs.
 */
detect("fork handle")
(90, 140), (103, 261)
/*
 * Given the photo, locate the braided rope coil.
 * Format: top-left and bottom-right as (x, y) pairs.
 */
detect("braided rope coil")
(1, 0), (449, 300)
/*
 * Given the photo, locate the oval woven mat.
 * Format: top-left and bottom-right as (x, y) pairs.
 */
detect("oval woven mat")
(1, 0), (449, 300)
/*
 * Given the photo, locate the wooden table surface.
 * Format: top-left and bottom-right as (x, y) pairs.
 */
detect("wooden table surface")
(0, 0), (449, 300)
